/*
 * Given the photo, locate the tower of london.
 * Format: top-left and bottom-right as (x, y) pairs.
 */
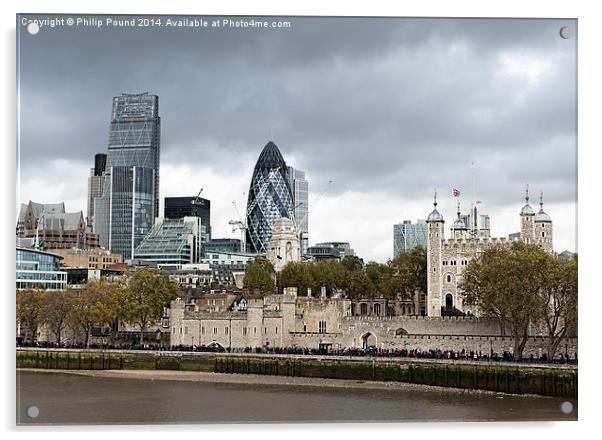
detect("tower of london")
(426, 187), (554, 317)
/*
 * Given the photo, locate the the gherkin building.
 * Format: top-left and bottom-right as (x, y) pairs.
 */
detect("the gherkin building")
(246, 141), (294, 253)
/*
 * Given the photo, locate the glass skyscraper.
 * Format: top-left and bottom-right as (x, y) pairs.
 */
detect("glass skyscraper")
(106, 93), (161, 217)
(93, 93), (161, 260)
(95, 166), (155, 260)
(393, 220), (427, 257)
(287, 166), (309, 255)
(246, 141), (294, 254)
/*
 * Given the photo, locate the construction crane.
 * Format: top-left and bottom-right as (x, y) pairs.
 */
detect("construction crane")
(229, 200), (247, 253)
(191, 188), (204, 217)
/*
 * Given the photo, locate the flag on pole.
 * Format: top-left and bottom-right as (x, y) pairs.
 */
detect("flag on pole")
(452, 188), (460, 197)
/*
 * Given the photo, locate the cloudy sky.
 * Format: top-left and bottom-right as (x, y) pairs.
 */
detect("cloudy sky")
(17, 15), (577, 262)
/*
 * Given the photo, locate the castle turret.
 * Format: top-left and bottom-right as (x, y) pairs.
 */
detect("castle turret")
(534, 191), (553, 253)
(520, 185), (536, 244)
(452, 199), (468, 240)
(426, 191), (444, 317)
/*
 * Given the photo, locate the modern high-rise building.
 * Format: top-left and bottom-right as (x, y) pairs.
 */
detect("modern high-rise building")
(393, 220), (427, 257)
(134, 216), (203, 269)
(287, 166), (309, 255)
(106, 93), (161, 217)
(245, 141), (294, 254)
(93, 93), (161, 260)
(94, 166), (156, 260)
(87, 153), (107, 228)
(164, 196), (211, 238)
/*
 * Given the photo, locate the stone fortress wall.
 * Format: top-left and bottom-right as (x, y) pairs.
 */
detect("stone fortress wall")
(169, 288), (576, 357)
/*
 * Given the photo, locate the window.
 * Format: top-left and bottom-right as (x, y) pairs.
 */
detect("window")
(360, 303), (368, 315)
(318, 320), (326, 334)
(201, 327), (205, 334)
(213, 327), (217, 334)
(542, 232), (545, 237)
(446, 274), (452, 283)
(303, 324), (307, 332)
(373, 303), (381, 315)
(275, 327), (278, 334)
(243, 327), (247, 336)
(225, 327), (228, 335)
(254, 327), (257, 334)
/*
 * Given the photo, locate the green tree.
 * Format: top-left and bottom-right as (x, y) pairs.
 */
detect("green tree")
(122, 268), (180, 345)
(365, 262), (391, 298)
(16, 288), (48, 342)
(309, 259), (346, 297)
(67, 283), (106, 347)
(278, 261), (312, 295)
(45, 290), (75, 345)
(243, 257), (276, 294)
(461, 242), (549, 359)
(346, 271), (375, 299)
(93, 281), (128, 344)
(341, 255), (364, 273)
(537, 257), (578, 359)
(385, 246), (427, 300)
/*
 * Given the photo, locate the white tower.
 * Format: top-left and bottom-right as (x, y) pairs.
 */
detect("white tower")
(266, 217), (300, 272)
(520, 185), (536, 244)
(426, 191), (445, 317)
(534, 191), (553, 253)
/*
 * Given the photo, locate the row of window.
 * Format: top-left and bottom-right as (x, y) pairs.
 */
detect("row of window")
(442, 259), (469, 266)
(173, 326), (279, 336)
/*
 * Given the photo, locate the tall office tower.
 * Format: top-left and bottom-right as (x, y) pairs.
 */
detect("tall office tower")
(106, 93), (161, 217)
(246, 141), (294, 254)
(94, 166), (155, 260)
(87, 153), (107, 228)
(287, 166), (309, 255)
(393, 220), (427, 257)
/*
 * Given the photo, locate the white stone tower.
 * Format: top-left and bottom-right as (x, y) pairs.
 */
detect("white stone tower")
(520, 185), (536, 244)
(534, 191), (553, 253)
(426, 191), (445, 317)
(452, 199), (468, 240)
(266, 217), (300, 272)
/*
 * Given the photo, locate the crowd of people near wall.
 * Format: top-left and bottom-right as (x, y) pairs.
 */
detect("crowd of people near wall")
(18, 340), (577, 364)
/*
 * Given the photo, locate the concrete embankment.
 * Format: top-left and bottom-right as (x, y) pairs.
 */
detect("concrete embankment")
(16, 348), (577, 398)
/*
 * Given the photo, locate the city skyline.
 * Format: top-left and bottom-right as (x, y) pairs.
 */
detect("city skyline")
(17, 16), (577, 262)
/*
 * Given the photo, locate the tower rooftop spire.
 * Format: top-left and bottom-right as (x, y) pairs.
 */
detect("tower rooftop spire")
(520, 183), (535, 216)
(427, 189), (444, 223)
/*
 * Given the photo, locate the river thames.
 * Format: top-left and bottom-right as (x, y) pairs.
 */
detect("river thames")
(16, 370), (577, 424)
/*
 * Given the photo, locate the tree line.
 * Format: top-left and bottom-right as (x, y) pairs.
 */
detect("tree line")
(243, 246), (428, 300)
(16, 268), (179, 346)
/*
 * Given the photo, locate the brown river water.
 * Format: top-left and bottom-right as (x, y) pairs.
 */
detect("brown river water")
(16, 370), (577, 425)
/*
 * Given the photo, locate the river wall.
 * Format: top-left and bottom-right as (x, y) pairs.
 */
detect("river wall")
(16, 348), (577, 398)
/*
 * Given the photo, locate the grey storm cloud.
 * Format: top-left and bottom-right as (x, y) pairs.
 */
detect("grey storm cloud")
(18, 15), (576, 210)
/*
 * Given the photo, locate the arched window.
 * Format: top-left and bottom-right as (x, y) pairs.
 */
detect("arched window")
(351, 303), (356, 315)
(360, 303), (368, 315)
(373, 303), (381, 315)
(446, 274), (452, 283)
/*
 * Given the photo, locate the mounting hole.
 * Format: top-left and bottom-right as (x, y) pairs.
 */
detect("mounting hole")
(26, 405), (39, 418)
(559, 26), (573, 39)
(560, 401), (574, 414)
(27, 22), (40, 35)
